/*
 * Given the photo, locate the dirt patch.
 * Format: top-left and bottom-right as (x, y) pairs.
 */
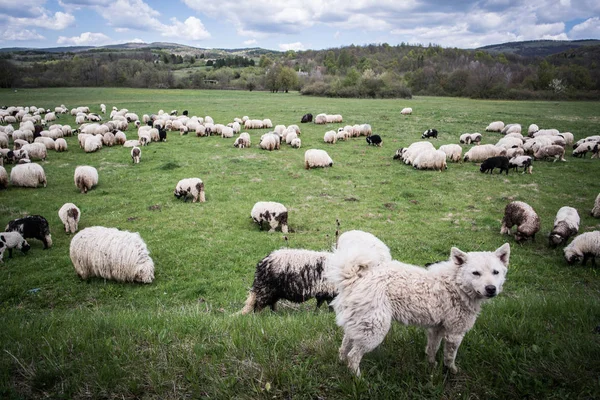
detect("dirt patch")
(148, 204), (161, 211)
(345, 197), (359, 202)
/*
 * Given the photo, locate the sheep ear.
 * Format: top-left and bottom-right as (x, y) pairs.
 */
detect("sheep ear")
(495, 243), (510, 267)
(450, 247), (468, 266)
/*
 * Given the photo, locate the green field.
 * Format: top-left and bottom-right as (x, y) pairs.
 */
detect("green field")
(1, 88), (599, 399)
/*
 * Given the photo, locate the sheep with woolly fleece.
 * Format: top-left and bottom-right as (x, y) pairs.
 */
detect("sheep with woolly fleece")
(324, 130), (337, 144)
(315, 113), (327, 124)
(274, 125), (286, 136)
(558, 132), (574, 146)
(124, 113), (139, 123)
(70, 226), (155, 283)
(591, 194), (600, 218)
(74, 166), (98, 194)
(87, 113), (102, 122)
(102, 132), (115, 147)
(10, 163), (46, 188)
(234, 132), (251, 149)
(114, 131), (126, 145)
(459, 133), (472, 145)
(532, 128), (559, 138)
(563, 231), (600, 266)
(502, 124), (522, 135)
(439, 144), (462, 162)
(496, 136), (523, 150)
(138, 133), (151, 146)
(400, 107), (412, 115)
(54, 138), (68, 153)
(263, 119), (273, 128)
(12, 130), (33, 143)
(44, 112), (57, 122)
(0, 231), (30, 262)
(259, 133), (280, 151)
(534, 145), (566, 162)
(285, 131), (299, 145)
(0, 165), (7, 189)
(221, 126), (234, 138)
(290, 138), (301, 148)
(501, 201), (540, 243)
(251, 201), (289, 233)
(58, 203), (80, 234)
(123, 139), (140, 148)
(398, 141), (435, 165)
(549, 206), (579, 248)
(413, 149), (447, 171)
(13, 139), (28, 150)
(11, 149), (28, 162)
(75, 115), (86, 125)
(131, 146), (141, 164)
(174, 178), (205, 203)
(505, 147), (525, 159)
(204, 116), (214, 124)
(195, 125), (207, 137)
(100, 104), (106, 114)
(335, 129), (348, 142)
(463, 144), (505, 162)
(486, 121), (505, 132)
(460, 133), (482, 145)
(572, 142), (596, 158)
(528, 124), (539, 135)
(573, 135), (600, 149)
(84, 135), (103, 153)
(305, 149), (333, 169)
(505, 132), (524, 141)
(509, 155), (534, 175)
(33, 137), (55, 150)
(240, 248), (336, 314)
(5, 215), (52, 249)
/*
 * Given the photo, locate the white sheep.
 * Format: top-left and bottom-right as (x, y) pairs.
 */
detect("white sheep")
(438, 144), (462, 162)
(74, 166), (98, 194)
(250, 201), (289, 233)
(0, 166), (8, 189)
(324, 130), (337, 144)
(259, 133), (280, 151)
(558, 132), (574, 146)
(263, 119), (273, 128)
(485, 121), (505, 132)
(0, 232), (30, 263)
(131, 146), (141, 164)
(285, 131), (298, 145)
(463, 144), (505, 162)
(58, 203), (80, 234)
(55, 138), (68, 152)
(549, 206), (580, 248)
(221, 126), (234, 138)
(305, 149), (333, 169)
(534, 145), (566, 162)
(505, 147), (525, 159)
(102, 132), (115, 147)
(527, 124), (539, 135)
(563, 231), (600, 266)
(100, 104), (106, 114)
(400, 107), (412, 115)
(10, 163), (46, 188)
(174, 178), (205, 203)
(413, 149), (447, 171)
(592, 194), (600, 218)
(572, 142), (596, 158)
(70, 226), (155, 283)
(274, 125), (286, 136)
(290, 138), (301, 148)
(84, 135), (103, 153)
(314, 114), (327, 124)
(234, 132), (251, 148)
(496, 137), (523, 150)
(399, 141), (435, 165)
(501, 124), (522, 135)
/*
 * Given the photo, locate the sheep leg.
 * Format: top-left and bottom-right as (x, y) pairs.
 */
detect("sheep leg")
(8, 248), (13, 258)
(582, 253), (590, 266)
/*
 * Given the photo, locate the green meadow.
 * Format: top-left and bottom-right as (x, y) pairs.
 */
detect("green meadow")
(0, 88), (599, 399)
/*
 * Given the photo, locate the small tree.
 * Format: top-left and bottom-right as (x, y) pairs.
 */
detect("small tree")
(277, 66), (299, 93)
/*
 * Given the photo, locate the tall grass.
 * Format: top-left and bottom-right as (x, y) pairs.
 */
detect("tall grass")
(0, 88), (599, 399)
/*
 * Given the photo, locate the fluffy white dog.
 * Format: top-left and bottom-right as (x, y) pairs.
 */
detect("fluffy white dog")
(327, 232), (510, 377)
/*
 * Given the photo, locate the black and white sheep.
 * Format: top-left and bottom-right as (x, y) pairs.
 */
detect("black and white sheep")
(58, 203), (80, 234)
(366, 135), (382, 146)
(500, 201), (541, 243)
(563, 231), (600, 266)
(509, 156), (533, 174)
(234, 132), (251, 148)
(421, 129), (438, 139)
(0, 232), (30, 263)
(70, 226), (155, 283)
(74, 166), (98, 194)
(480, 156), (509, 175)
(174, 178), (205, 203)
(305, 149), (333, 169)
(250, 202), (289, 233)
(10, 163), (46, 188)
(301, 113), (313, 123)
(549, 206), (580, 248)
(239, 249), (335, 314)
(131, 146), (141, 164)
(5, 215), (52, 249)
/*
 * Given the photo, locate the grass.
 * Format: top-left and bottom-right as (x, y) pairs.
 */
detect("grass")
(0, 88), (599, 399)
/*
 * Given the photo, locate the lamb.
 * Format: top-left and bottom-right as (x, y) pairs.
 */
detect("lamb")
(534, 145), (566, 162)
(324, 130), (337, 144)
(259, 133), (280, 151)
(250, 202), (289, 233)
(463, 144), (505, 162)
(0, 166), (7, 189)
(55, 138), (67, 152)
(438, 144), (462, 163)
(174, 178), (205, 203)
(480, 156), (510, 175)
(234, 132), (251, 148)
(500, 201), (541, 243)
(549, 207), (580, 248)
(290, 138), (301, 148)
(413, 149), (447, 171)
(305, 149), (333, 169)
(421, 129), (438, 139)
(460, 133), (482, 145)
(5, 215), (52, 249)
(0, 232), (30, 263)
(509, 156), (533, 174)
(74, 166), (98, 194)
(563, 231), (600, 266)
(10, 163), (46, 188)
(239, 249), (335, 314)
(58, 203), (81, 234)
(301, 113), (313, 123)
(485, 121), (505, 132)
(131, 146), (141, 164)
(366, 135), (382, 146)
(70, 226), (155, 283)
(400, 107), (412, 115)
(591, 193), (600, 218)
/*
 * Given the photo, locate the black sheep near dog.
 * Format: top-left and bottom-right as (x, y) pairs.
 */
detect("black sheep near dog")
(480, 156), (510, 175)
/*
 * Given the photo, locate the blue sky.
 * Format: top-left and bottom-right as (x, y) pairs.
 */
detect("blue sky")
(0, 0), (598, 50)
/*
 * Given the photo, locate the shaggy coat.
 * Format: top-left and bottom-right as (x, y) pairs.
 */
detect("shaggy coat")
(301, 113), (313, 123)
(439, 144), (462, 163)
(58, 203), (81, 234)
(592, 193), (600, 218)
(259, 133), (280, 151)
(0, 232), (30, 262)
(10, 163), (46, 188)
(335, 230), (392, 265)
(400, 141), (435, 165)
(251, 201), (289, 233)
(563, 231), (600, 267)
(327, 234), (510, 377)
(501, 124), (521, 135)
(131, 146), (141, 164)
(234, 132), (251, 148)
(0, 165), (7, 189)
(534, 145), (566, 162)
(70, 226), (155, 283)
(485, 121), (504, 132)
(55, 138), (68, 152)
(5, 215), (52, 249)
(84, 135), (103, 153)
(366, 135), (382, 146)
(413, 149), (447, 171)
(500, 201), (541, 243)
(21, 143), (47, 161)
(240, 249), (335, 314)
(480, 156), (510, 175)
(509, 156), (533, 174)
(464, 144), (505, 162)
(174, 178), (205, 203)
(549, 206), (579, 248)
(400, 107), (412, 115)
(290, 138), (301, 148)
(305, 149), (333, 169)
(324, 130), (337, 144)
(74, 166), (98, 194)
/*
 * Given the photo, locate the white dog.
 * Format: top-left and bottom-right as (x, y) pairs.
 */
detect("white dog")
(327, 232), (510, 377)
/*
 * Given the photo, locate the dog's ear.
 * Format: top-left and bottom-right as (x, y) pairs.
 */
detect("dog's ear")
(450, 247), (468, 266)
(495, 243), (510, 267)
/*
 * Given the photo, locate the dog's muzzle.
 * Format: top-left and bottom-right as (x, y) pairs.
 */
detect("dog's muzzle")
(485, 285), (497, 297)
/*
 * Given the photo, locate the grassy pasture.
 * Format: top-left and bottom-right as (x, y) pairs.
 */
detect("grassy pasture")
(0, 88), (599, 399)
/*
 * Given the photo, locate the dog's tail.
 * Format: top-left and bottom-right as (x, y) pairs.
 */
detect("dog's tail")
(326, 244), (384, 290)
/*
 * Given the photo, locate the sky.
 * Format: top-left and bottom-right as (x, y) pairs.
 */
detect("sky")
(0, 0), (598, 51)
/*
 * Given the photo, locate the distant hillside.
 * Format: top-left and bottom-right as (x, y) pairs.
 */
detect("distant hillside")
(478, 39), (600, 57)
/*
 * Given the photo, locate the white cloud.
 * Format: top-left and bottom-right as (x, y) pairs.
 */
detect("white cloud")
(279, 42), (305, 51)
(569, 17), (600, 39)
(0, 28), (45, 41)
(244, 39), (257, 45)
(57, 32), (112, 45)
(5, 11), (75, 31)
(160, 16), (211, 41)
(127, 38), (145, 43)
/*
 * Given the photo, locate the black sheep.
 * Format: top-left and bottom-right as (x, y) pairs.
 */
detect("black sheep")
(158, 127), (167, 142)
(301, 113), (313, 123)
(366, 135), (382, 146)
(421, 128), (438, 139)
(480, 156), (510, 175)
(5, 215), (52, 249)
(182, 110), (188, 116)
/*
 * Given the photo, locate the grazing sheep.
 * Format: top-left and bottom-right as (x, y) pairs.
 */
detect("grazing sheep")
(592, 194), (600, 218)
(0, 166), (7, 189)
(400, 107), (412, 115)
(55, 138), (67, 152)
(234, 132), (251, 148)
(259, 133), (280, 151)
(58, 203), (80, 234)
(572, 142), (596, 158)
(549, 207), (580, 248)
(131, 146), (141, 164)
(123, 140), (140, 148)
(100, 104), (106, 114)
(250, 202), (289, 233)
(263, 119), (273, 129)
(501, 124), (521, 135)
(463, 144), (505, 162)
(485, 121), (505, 132)
(480, 156), (510, 175)
(459, 133), (472, 145)
(563, 231), (600, 266)
(5, 215), (52, 249)
(509, 156), (533, 174)
(421, 129), (438, 139)
(10, 163), (46, 188)
(534, 145), (566, 162)
(438, 144), (462, 163)
(315, 113), (327, 124)
(174, 178), (205, 203)
(21, 143), (47, 161)
(0, 232), (30, 262)
(70, 226), (155, 283)
(573, 136), (600, 149)
(398, 141), (435, 165)
(305, 149), (333, 169)
(496, 137), (523, 150)
(84, 135), (103, 153)
(324, 130), (337, 144)
(290, 138), (301, 148)
(240, 249), (335, 314)
(366, 135), (382, 146)
(413, 149), (447, 171)
(505, 147), (525, 159)
(528, 124), (539, 135)
(301, 113), (313, 123)
(221, 126), (234, 138)
(558, 132), (574, 146)
(102, 132), (115, 147)
(74, 166), (98, 194)
(500, 201), (540, 243)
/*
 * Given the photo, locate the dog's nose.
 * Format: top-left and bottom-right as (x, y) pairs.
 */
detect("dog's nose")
(485, 285), (496, 296)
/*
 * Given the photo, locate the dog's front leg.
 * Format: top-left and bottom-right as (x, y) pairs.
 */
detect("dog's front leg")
(339, 334), (353, 362)
(443, 333), (465, 374)
(425, 326), (444, 365)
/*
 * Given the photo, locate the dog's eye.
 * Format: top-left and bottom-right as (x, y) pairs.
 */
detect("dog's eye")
(472, 271), (481, 276)
(493, 270), (499, 275)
